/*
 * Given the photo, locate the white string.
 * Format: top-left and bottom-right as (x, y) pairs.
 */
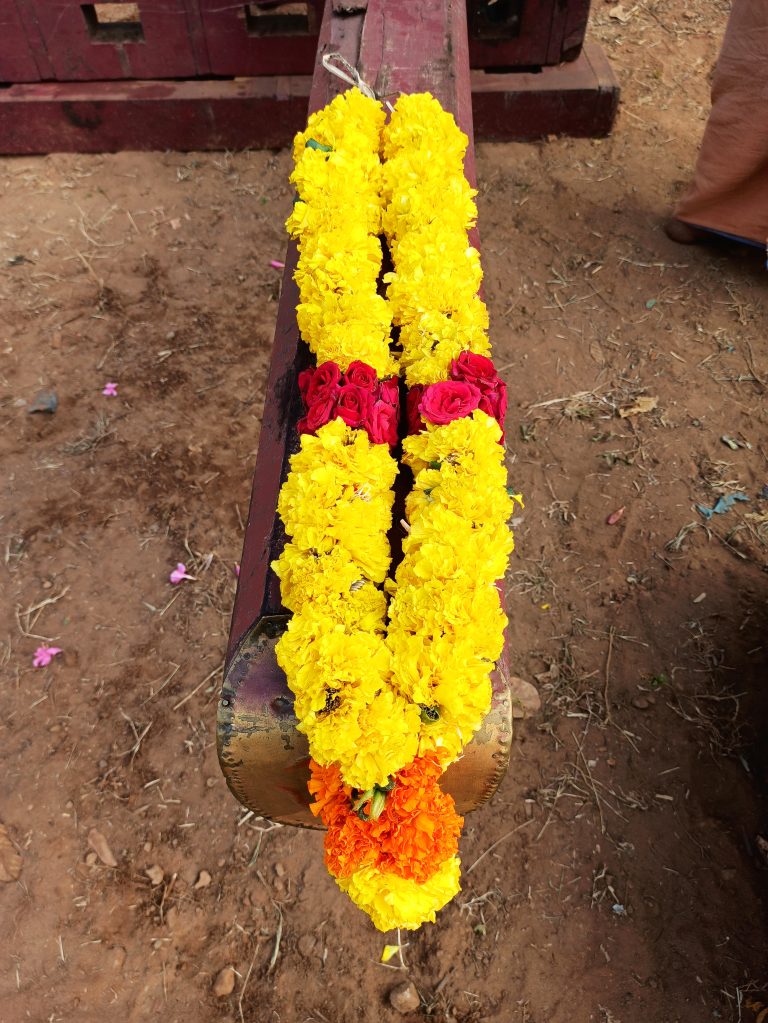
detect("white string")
(321, 51), (377, 100)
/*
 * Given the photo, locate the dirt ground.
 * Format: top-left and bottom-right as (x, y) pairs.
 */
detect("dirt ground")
(1, 2), (767, 1021)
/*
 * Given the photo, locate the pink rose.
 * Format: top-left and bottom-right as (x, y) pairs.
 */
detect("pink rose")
(418, 380), (481, 425)
(305, 361), (342, 405)
(450, 351), (498, 391)
(368, 399), (399, 447)
(406, 385), (425, 434)
(335, 384), (374, 429)
(378, 376), (399, 407)
(346, 360), (378, 392)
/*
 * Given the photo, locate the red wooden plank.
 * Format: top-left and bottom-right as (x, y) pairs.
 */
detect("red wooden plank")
(471, 41), (619, 141)
(197, 0), (324, 77)
(561, 0), (591, 62)
(468, 0), (555, 70)
(0, 3), (42, 82)
(0, 78), (310, 154)
(25, 0), (204, 80)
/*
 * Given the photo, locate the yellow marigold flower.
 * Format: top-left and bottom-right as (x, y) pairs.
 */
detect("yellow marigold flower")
(382, 92), (469, 167)
(336, 855), (461, 932)
(332, 689), (421, 790)
(293, 89), (385, 162)
(276, 618), (389, 719)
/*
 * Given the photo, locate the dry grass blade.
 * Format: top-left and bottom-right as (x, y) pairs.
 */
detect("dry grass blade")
(465, 818), (535, 874)
(62, 414), (113, 455)
(267, 902), (283, 974)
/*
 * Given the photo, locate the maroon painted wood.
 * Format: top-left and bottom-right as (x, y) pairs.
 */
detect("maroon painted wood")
(197, 0), (323, 77)
(22, 0), (206, 80)
(0, 3), (43, 82)
(0, 42), (618, 154)
(467, 0), (591, 70)
(471, 41), (619, 141)
(0, 78), (310, 154)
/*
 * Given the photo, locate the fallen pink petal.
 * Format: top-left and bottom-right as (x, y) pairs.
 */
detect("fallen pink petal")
(33, 645), (63, 668)
(102, 382), (118, 397)
(269, 260), (285, 270)
(234, 563), (240, 577)
(606, 506), (626, 526)
(169, 562), (195, 585)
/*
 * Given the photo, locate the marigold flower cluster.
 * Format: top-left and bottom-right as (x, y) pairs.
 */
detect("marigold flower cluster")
(273, 419), (419, 791)
(381, 93), (492, 387)
(286, 89), (395, 378)
(387, 412), (515, 759)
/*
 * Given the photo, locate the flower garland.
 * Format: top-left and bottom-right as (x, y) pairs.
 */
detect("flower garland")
(272, 89), (517, 933)
(382, 93), (516, 763)
(274, 90), (418, 793)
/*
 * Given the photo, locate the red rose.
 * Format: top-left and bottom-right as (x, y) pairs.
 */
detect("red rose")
(335, 383), (374, 429)
(406, 385), (425, 434)
(297, 394), (337, 435)
(298, 368), (314, 401)
(306, 361), (342, 405)
(345, 360), (378, 392)
(450, 351), (498, 392)
(478, 381), (507, 425)
(378, 376), (399, 407)
(368, 399), (399, 447)
(418, 380), (481, 425)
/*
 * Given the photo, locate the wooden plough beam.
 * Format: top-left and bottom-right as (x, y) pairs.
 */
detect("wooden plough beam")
(217, 0), (513, 828)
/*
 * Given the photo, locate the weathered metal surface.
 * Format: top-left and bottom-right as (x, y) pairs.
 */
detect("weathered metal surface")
(219, 0), (514, 828)
(471, 41), (619, 142)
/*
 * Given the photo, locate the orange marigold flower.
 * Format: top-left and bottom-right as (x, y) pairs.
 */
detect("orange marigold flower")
(308, 759), (350, 827)
(310, 752), (463, 884)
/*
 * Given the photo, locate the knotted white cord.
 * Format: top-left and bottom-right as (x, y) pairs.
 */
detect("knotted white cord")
(322, 52), (377, 98)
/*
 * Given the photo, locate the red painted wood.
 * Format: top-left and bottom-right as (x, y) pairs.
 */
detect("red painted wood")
(561, 0), (591, 61)
(0, 77), (310, 153)
(25, 0), (204, 80)
(467, 0), (591, 69)
(0, 3), (42, 82)
(471, 41), (619, 141)
(197, 0), (324, 77)
(468, 0), (555, 69)
(0, 41), (618, 154)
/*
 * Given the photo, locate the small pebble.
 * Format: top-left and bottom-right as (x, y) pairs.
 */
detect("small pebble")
(85, 851), (98, 867)
(109, 946), (127, 971)
(389, 981), (420, 1013)
(27, 389), (58, 414)
(87, 827), (118, 868)
(213, 966), (236, 998)
(146, 864), (165, 886)
(631, 696), (650, 710)
(194, 869), (212, 889)
(274, 863), (285, 878)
